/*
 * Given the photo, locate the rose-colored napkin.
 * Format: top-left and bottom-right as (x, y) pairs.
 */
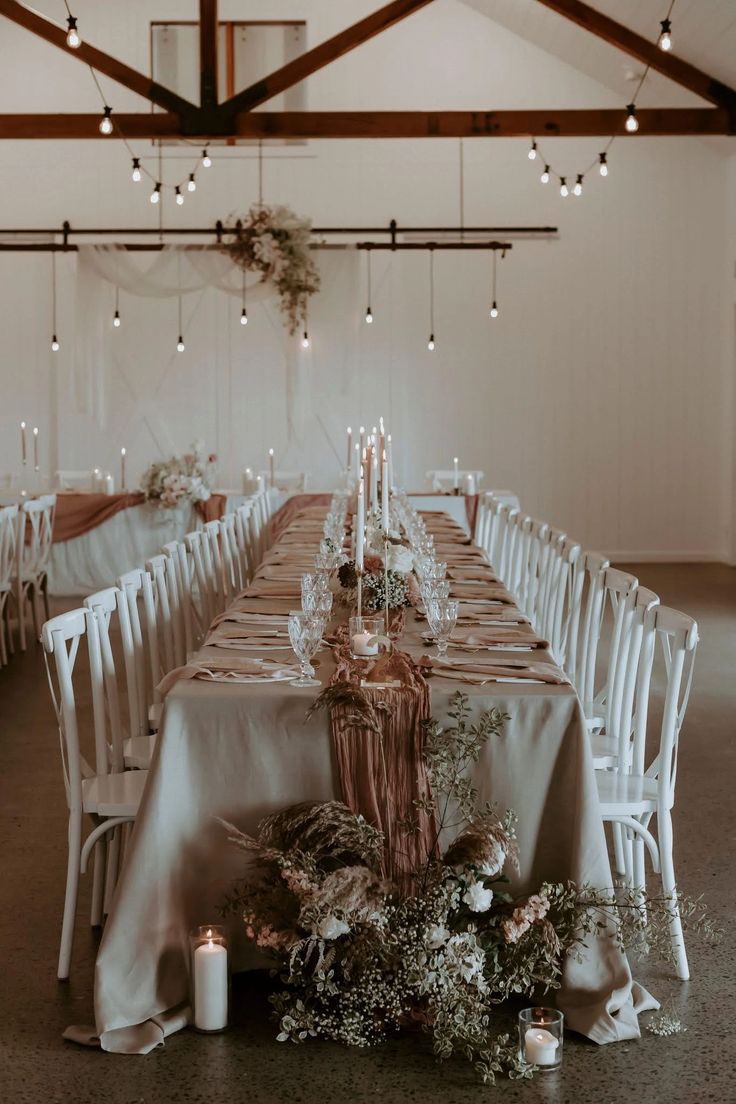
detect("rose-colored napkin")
(205, 626), (290, 650)
(450, 583), (514, 602)
(421, 655), (568, 685)
(447, 625), (549, 648)
(254, 565), (305, 581)
(211, 609), (289, 628)
(448, 567), (499, 583)
(158, 654), (300, 695)
(245, 580), (302, 598)
(456, 604), (531, 625)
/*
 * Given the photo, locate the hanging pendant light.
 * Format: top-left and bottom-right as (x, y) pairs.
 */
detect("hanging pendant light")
(50, 253), (60, 351)
(240, 268), (248, 325)
(365, 248), (373, 323)
(489, 250), (499, 319)
(113, 285), (121, 328)
(427, 247), (436, 350)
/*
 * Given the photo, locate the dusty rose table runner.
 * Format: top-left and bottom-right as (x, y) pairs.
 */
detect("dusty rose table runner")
(50, 491), (228, 543)
(74, 502), (656, 1054)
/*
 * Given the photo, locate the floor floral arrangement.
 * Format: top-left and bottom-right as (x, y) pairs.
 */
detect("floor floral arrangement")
(224, 203), (321, 334)
(140, 440), (215, 509)
(223, 692), (716, 1082)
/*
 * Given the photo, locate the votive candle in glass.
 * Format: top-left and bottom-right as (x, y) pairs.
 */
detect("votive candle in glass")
(518, 1007), (563, 1070)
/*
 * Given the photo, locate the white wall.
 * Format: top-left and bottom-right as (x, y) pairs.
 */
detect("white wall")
(0, 0), (732, 560)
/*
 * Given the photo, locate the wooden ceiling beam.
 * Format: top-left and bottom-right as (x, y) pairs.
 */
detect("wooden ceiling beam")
(199, 0), (218, 109)
(0, 0), (195, 116)
(0, 108), (731, 140)
(220, 0), (435, 116)
(534, 0), (736, 114)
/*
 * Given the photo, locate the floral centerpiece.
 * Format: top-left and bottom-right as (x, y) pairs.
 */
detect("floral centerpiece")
(223, 693), (716, 1082)
(140, 440), (215, 510)
(224, 204), (321, 334)
(335, 555), (419, 612)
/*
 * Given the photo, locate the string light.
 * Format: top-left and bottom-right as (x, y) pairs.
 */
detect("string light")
(65, 15), (80, 48)
(559, 176), (569, 197)
(240, 269), (248, 325)
(573, 173), (584, 197)
(427, 247), (436, 351)
(176, 290), (184, 351)
(202, 148), (212, 168)
(365, 248), (373, 323)
(177, 336), (185, 353)
(188, 173), (196, 192)
(150, 182), (161, 204)
(658, 17), (672, 51)
(113, 286), (121, 328)
(625, 104), (639, 132)
(99, 106), (113, 135)
(50, 253), (59, 351)
(528, 140), (538, 161)
(489, 250), (499, 318)
(175, 186), (184, 206)
(301, 330), (310, 349)
(131, 157), (141, 182)
(599, 152), (608, 176)
(540, 164), (550, 184)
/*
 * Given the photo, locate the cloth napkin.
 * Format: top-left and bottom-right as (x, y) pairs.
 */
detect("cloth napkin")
(448, 567), (499, 582)
(448, 626), (549, 648)
(456, 604), (531, 625)
(245, 580), (302, 598)
(205, 626), (291, 649)
(210, 610), (289, 628)
(421, 655), (568, 685)
(158, 654), (300, 695)
(255, 565), (305, 581)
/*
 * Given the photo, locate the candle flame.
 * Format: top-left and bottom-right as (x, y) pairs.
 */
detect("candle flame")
(33, 426), (39, 436)
(20, 421), (25, 429)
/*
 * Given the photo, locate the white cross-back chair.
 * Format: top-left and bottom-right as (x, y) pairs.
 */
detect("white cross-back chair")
(203, 519), (227, 614)
(184, 530), (220, 633)
(597, 605), (699, 980)
(162, 541), (197, 657)
(0, 503), (18, 666)
(494, 502), (520, 585)
(538, 536), (581, 666)
(220, 512), (245, 601)
(117, 568), (163, 763)
(42, 608), (148, 979)
(234, 503), (257, 587)
(14, 493), (55, 650)
(147, 552), (188, 668)
(565, 550), (610, 698)
(581, 568), (640, 728)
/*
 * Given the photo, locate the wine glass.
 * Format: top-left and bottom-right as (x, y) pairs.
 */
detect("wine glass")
(287, 610), (322, 687)
(425, 598), (459, 657)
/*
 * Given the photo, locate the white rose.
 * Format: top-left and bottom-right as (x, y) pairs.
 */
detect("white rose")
(426, 923), (450, 949)
(388, 545), (414, 573)
(462, 882), (494, 913)
(316, 915), (350, 941)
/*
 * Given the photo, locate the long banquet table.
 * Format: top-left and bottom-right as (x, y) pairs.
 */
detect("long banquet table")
(75, 502), (656, 1054)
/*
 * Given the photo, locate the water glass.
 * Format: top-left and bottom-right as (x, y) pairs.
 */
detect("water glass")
(287, 610), (322, 687)
(425, 598), (459, 656)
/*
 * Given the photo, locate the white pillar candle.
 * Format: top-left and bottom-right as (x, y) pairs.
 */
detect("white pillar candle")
(453, 456), (459, 490)
(524, 1028), (559, 1066)
(20, 421), (27, 466)
(381, 456), (389, 532)
(193, 934), (228, 1031)
(120, 447), (126, 490)
(355, 480), (365, 570)
(351, 630), (378, 656)
(268, 448), (275, 488)
(346, 426), (352, 469)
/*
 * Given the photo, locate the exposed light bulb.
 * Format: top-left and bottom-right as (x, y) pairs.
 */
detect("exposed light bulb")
(240, 309), (248, 326)
(187, 173), (196, 193)
(658, 18), (672, 51)
(490, 301), (499, 319)
(301, 331), (310, 349)
(113, 310), (121, 328)
(365, 308), (373, 324)
(559, 177), (569, 198)
(540, 165), (550, 184)
(65, 15), (80, 48)
(599, 152), (608, 177)
(625, 104), (639, 133)
(202, 148), (212, 168)
(528, 140), (537, 161)
(427, 334), (435, 351)
(573, 174), (584, 197)
(176, 336), (185, 353)
(150, 182), (161, 204)
(51, 334), (60, 352)
(131, 157), (141, 182)
(175, 186), (184, 206)
(99, 106), (113, 135)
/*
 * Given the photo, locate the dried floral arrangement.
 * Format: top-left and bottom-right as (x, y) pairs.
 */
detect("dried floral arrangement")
(222, 692), (718, 1083)
(140, 439), (215, 510)
(335, 557), (419, 612)
(223, 204), (321, 334)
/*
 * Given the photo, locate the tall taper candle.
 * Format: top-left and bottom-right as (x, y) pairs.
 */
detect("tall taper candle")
(33, 426), (39, 472)
(387, 434), (393, 490)
(268, 448), (275, 488)
(382, 455), (389, 532)
(359, 425), (365, 455)
(346, 426), (352, 469)
(356, 480), (365, 571)
(20, 421), (27, 466)
(354, 442), (360, 480)
(121, 447), (126, 490)
(453, 456), (459, 490)
(370, 446), (378, 514)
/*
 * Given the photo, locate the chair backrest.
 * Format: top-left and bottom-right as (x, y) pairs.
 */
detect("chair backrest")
(494, 502), (520, 584)
(566, 550), (609, 693)
(184, 530), (218, 632)
(577, 561), (634, 714)
(627, 605), (698, 810)
(220, 512), (244, 601)
(234, 503), (256, 586)
(203, 519), (227, 614)
(0, 503), (19, 590)
(146, 552), (186, 669)
(83, 587), (137, 759)
(258, 470), (307, 493)
(540, 536), (581, 665)
(42, 607), (124, 815)
(18, 494), (56, 577)
(117, 567), (161, 721)
(162, 541), (196, 657)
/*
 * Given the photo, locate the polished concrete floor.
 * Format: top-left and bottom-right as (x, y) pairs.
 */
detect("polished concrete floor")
(0, 563), (734, 1104)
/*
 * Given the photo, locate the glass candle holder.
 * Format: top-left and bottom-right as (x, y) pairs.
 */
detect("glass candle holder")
(518, 1007), (563, 1070)
(349, 614), (384, 658)
(189, 925), (229, 1033)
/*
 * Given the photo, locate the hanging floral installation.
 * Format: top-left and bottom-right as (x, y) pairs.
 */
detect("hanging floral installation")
(223, 204), (321, 334)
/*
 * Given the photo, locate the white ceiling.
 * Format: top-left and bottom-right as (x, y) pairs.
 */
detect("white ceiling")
(461, 0), (736, 107)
